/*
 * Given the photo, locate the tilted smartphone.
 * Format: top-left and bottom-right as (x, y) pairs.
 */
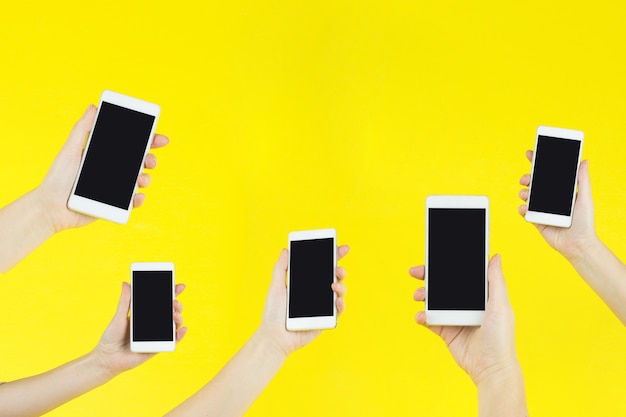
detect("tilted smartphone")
(525, 126), (584, 228)
(426, 196), (489, 326)
(67, 90), (160, 224)
(130, 262), (176, 352)
(286, 228), (337, 331)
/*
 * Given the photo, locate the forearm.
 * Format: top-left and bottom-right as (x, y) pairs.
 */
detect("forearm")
(565, 236), (626, 325)
(477, 363), (528, 417)
(165, 330), (287, 417)
(0, 188), (56, 273)
(0, 351), (113, 417)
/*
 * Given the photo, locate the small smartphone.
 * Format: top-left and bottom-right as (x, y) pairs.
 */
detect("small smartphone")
(425, 195), (489, 326)
(286, 228), (337, 331)
(525, 126), (584, 228)
(67, 90), (160, 224)
(130, 262), (176, 353)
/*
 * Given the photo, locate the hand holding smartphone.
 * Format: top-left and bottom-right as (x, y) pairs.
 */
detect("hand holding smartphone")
(425, 196), (489, 326)
(525, 126), (584, 228)
(131, 262), (176, 353)
(67, 91), (160, 224)
(286, 228), (337, 331)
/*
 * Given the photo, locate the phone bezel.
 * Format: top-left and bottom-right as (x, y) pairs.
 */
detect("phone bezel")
(130, 262), (176, 353)
(286, 228), (337, 331)
(67, 90), (160, 224)
(525, 126), (584, 228)
(425, 195), (489, 326)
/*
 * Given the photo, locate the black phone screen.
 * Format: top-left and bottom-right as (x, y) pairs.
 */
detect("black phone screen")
(75, 102), (155, 209)
(428, 208), (486, 310)
(528, 135), (581, 216)
(132, 270), (173, 342)
(289, 238), (334, 318)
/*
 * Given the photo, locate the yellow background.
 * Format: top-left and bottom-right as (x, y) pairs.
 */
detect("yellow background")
(1, 1), (625, 416)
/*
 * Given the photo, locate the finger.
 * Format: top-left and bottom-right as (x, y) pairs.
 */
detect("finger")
(173, 299), (183, 314)
(415, 311), (427, 325)
(409, 265), (425, 280)
(487, 254), (510, 308)
(337, 245), (350, 261)
(526, 150), (533, 162)
(335, 266), (347, 281)
(519, 174), (530, 186)
(337, 297), (346, 316)
(332, 282), (346, 298)
(175, 283), (186, 297)
(518, 189), (529, 201)
(518, 204), (528, 216)
(415, 312), (446, 338)
(577, 160), (592, 202)
(65, 105), (97, 151)
(144, 154), (157, 170)
(151, 134), (169, 149)
(114, 282), (131, 320)
(133, 193), (146, 208)
(414, 287), (425, 302)
(176, 326), (188, 343)
(271, 249), (289, 291)
(137, 173), (152, 188)
(174, 310), (183, 326)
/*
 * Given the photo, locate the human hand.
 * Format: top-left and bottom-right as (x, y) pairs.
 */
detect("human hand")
(257, 245), (350, 357)
(518, 150), (596, 260)
(92, 282), (187, 378)
(36, 104), (169, 232)
(412, 255), (519, 385)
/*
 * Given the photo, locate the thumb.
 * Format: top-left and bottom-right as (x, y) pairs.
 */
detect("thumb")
(113, 282), (131, 323)
(99, 282), (130, 345)
(64, 104), (97, 152)
(487, 254), (510, 310)
(576, 160), (592, 204)
(270, 249), (289, 292)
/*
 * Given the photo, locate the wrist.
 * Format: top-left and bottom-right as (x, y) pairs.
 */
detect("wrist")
(89, 341), (129, 380)
(84, 350), (118, 383)
(475, 359), (523, 391)
(252, 326), (290, 362)
(31, 185), (65, 235)
(476, 360), (528, 417)
(561, 234), (601, 265)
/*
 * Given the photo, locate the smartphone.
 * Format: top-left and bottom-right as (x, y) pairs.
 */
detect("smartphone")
(425, 196), (489, 326)
(286, 228), (337, 331)
(67, 90), (160, 224)
(130, 262), (175, 353)
(525, 126), (584, 228)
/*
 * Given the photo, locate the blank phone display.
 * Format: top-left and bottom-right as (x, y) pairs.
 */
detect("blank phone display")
(132, 271), (173, 342)
(428, 208), (486, 310)
(289, 238), (334, 318)
(75, 102), (155, 209)
(528, 135), (581, 216)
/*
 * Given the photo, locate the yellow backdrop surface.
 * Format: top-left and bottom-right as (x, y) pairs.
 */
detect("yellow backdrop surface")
(1, 1), (625, 416)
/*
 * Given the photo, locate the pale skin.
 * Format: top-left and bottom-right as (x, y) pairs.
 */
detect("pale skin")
(0, 104), (175, 416)
(0, 282), (188, 417)
(0, 104), (169, 273)
(164, 245), (349, 417)
(518, 151), (626, 325)
(411, 255), (529, 417)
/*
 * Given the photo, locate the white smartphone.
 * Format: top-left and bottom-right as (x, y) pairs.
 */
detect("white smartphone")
(67, 90), (160, 224)
(286, 228), (337, 331)
(525, 126), (584, 228)
(425, 195), (489, 326)
(130, 262), (176, 353)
